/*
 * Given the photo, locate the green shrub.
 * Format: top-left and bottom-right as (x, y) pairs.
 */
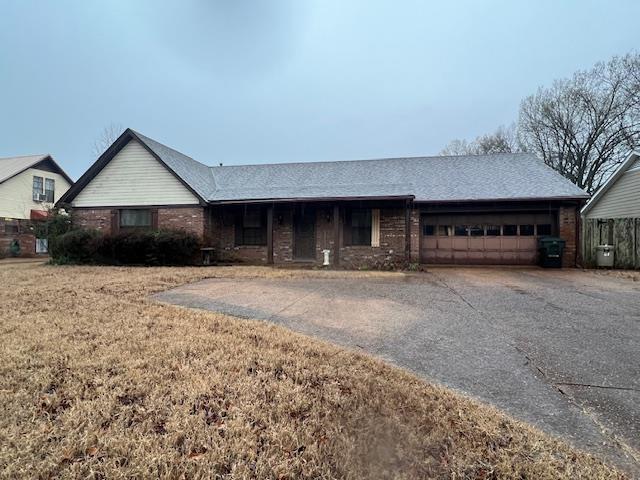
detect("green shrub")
(152, 230), (202, 265)
(51, 228), (202, 266)
(49, 229), (103, 264)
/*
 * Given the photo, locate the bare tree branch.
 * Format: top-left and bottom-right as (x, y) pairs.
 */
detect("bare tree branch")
(92, 123), (124, 158)
(518, 53), (640, 193)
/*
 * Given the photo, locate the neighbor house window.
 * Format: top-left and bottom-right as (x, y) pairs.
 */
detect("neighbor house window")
(235, 206), (267, 246)
(423, 225), (435, 236)
(44, 178), (55, 202)
(32, 176), (44, 201)
(344, 208), (372, 246)
(119, 209), (152, 230)
(4, 222), (19, 234)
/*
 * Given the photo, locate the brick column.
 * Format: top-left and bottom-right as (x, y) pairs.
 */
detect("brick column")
(409, 207), (420, 263)
(559, 205), (578, 267)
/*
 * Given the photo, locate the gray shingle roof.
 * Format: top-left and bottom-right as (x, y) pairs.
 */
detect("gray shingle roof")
(0, 154), (50, 184)
(131, 132), (588, 203)
(132, 130), (214, 200)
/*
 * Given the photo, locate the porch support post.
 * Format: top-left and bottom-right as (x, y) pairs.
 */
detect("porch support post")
(404, 199), (411, 262)
(267, 205), (274, 264)
(333, 204), (340, 267)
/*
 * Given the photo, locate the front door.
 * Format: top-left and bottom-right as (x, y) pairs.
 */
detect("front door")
(294, 206), (316, 260)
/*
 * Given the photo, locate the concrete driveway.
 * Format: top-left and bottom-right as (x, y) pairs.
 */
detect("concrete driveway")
(154, 268), (640, 474)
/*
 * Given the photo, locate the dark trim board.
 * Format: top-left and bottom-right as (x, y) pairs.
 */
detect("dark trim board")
(71, 204), (202, 210)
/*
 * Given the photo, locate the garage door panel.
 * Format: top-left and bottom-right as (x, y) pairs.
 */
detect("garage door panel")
(517, 238), (537, 251)
(469, 238), (484, 250)
(485, 237), (501, 250)
(518, 251), (536, 263)
(437, 237), (453, 249)
(452, 238), (468, 250)
(502, 237), (518, 249)
(421, 212), (553, 265)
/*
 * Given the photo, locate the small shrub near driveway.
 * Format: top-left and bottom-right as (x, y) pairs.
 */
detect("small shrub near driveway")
(50, 229), (201, 265)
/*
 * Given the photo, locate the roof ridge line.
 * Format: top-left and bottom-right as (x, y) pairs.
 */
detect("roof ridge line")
(0, 153), (49, 160)
(206, 152), (534, 169)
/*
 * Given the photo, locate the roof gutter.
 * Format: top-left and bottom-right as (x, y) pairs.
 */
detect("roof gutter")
(208, 195), (415, 205)
(414, 195), (590, 204)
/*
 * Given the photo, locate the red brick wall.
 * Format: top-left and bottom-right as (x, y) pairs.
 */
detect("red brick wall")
(73, 208), (112, 233)
(0, 233), (36, 257)
(559, 205), (578, 267)
(208, 207), (269, 264)
(339, 208), (407, 269)
(157, 207), (205, 237)
(0, 218), (40, 257)
(73, 207), (206, 238)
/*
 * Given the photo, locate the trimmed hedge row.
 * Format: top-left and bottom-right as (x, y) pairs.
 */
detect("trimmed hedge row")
(50, 229), (202, 265)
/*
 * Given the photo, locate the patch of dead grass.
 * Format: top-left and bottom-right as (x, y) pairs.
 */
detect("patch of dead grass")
(0, 264), (625, 479)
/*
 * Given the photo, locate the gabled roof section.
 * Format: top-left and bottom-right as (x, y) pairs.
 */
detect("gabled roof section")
(59, 129), (590, 207)
(58, 129), (210, 205)
(0, 154), (73, 185)
(581, 151), (640, 215)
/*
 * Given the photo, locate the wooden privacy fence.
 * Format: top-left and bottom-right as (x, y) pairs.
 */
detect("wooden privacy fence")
(583, 217), (640, 269)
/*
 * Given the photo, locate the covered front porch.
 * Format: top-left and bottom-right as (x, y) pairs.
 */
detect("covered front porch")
(206, 198), (415, 268)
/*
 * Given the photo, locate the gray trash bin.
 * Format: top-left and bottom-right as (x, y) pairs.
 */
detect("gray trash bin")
(596, 245), (614, 268)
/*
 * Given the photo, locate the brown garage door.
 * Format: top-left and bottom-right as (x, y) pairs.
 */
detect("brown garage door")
(420, 212), (556, 265)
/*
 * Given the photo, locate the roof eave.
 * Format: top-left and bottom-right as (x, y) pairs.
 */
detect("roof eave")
(414, 195), (590, 204)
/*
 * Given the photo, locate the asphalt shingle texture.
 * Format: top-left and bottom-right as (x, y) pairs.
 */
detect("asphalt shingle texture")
(132, 132), (589, 203)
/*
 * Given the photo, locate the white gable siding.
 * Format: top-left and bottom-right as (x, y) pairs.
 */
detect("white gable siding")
(586, 167), (640, 218)
(0, 168), (71, 219)
(73, 140), (198, 207)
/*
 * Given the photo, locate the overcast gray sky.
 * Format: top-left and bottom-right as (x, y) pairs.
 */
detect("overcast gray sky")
(1, 0), (638, 178)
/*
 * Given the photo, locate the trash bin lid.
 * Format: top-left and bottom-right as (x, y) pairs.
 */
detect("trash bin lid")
(538, 236), (565, 246)
(596, 244), (614, 251)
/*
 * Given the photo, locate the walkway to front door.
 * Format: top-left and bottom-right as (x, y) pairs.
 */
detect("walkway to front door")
(293, 206), (316, 260)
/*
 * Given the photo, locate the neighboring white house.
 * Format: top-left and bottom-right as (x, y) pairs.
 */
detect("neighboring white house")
(0, 154), (73, 255)
(581, 151), (640, 268)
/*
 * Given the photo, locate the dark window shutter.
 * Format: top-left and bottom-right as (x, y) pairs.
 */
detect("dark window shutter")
(151, 209), (159, 229)
(342, 209), (352, 246)
(110, 209), (120, 235)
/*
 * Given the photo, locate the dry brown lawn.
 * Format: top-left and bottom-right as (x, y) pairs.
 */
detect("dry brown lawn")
(0, 263), (626, 479)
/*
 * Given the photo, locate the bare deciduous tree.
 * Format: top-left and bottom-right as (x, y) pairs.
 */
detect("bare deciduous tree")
(92, 123), (124, 158)
(518, 53), (640, 193)
(440, 124), (520, 156)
